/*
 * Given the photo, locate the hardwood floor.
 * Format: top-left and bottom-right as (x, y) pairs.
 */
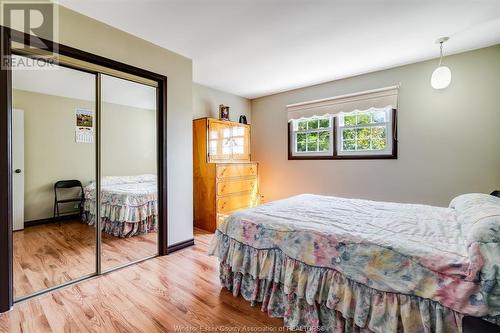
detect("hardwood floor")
(13, 220), (158, 299)
(1, 228), (283, 332)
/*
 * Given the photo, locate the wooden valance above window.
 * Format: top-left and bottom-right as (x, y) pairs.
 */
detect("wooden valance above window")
(286, 85), (399, 121)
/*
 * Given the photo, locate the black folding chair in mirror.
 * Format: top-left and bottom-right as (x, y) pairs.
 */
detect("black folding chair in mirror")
(53, 180), (84, 224)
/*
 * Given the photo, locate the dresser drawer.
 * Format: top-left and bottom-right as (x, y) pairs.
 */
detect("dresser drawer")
(217, 178), (257, 196)
(217, 193), (256, 214)
(216, 163), (257, 179)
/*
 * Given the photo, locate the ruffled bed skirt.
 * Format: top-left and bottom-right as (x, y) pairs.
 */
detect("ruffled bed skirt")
(84, 200), (157, 223)
(84, 213), (157, 238)
(210, 231), (465, 333)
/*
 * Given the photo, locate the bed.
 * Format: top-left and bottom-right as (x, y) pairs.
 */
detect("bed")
(209, 193), (500, 332)
(83, 174), (158, 238)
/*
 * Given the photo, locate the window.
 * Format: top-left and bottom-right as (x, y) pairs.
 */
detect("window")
(290, 116), (333, 157)
(336, 107), (394, 157)
(287, 86), (398, 160)
(288, 108), (397, 160)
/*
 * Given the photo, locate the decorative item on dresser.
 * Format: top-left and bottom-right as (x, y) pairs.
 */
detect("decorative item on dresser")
(219, 104), (230, 121)
(193, 118), (260, 232)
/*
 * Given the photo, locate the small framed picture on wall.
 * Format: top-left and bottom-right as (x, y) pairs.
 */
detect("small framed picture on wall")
(219, 104), (230, 121)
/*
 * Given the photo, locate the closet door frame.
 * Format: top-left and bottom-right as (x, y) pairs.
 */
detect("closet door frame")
(0, 27), (169, 312)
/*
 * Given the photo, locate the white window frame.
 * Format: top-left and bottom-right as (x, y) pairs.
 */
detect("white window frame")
(290, 116), (333, 157)
(335, 107), (394, 157)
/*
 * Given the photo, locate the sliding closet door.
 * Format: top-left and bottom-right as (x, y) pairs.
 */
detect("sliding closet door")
(12, 55), (97, 299)
(100, 74), (158, 271)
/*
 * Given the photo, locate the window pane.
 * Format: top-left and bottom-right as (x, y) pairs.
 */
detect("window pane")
(298, 120), (307, 131)
(343, 140), (356, 151)
(209, 140), (217, 155)
(307, 141), (317, 151)
(319, 118), (330, 128)
(342, 129), (355, 140)
(306, 132), (318, 151)
(319, 131), (329, 151)
(233, 138), (244, 154)
(296, 133), (306, 152)
(372, 138), (387, 150)
(344, 114), (356, 126)
(371, 126), (386, 139)
(222, 143), (231, 154)
(357, 113), (371, 125)
(356, 127), (371, 140)
(357, 139), (371, 150)
(372, 111), (386, 123)
(308, 119), (319, 129)
(222, 137), (232, 154)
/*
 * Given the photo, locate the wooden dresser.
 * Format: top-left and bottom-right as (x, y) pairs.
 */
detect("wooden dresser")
(193, 118), (260, 232)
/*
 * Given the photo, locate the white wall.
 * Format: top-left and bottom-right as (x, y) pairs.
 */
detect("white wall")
(251, 45), (500, 207)
(7, 5), (194, 245)
(193, 83), (251, 122)
(101, 98), (157, 178)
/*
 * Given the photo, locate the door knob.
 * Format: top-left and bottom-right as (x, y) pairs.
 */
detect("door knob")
(14, 169), (21, 174)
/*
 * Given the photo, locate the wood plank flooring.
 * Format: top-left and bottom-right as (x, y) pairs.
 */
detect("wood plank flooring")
(1, 228), (283, 333)
(13, 220), (158, 298)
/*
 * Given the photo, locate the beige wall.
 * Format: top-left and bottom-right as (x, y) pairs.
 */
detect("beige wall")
(101, 101), (156, 178)
(7, 5), (193, 244)
(13, 89), (156, 221)
(193, 83), (251, 122)
(251, 45), (500, 207)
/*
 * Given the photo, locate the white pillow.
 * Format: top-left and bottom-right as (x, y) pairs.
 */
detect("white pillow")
(450, 193), (500, 244)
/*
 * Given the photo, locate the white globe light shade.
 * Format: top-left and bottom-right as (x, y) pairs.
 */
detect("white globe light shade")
(431, 66), (451, 89)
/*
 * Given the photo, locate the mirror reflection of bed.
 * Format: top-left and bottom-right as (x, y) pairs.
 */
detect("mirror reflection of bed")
(86, 174), (158, 270)
(12, 58), (158, 299)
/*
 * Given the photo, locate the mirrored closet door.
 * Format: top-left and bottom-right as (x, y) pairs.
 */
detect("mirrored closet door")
(10, 43), (161, 301)
(12, 55), (97, 300)
(100, 74), (158, 271)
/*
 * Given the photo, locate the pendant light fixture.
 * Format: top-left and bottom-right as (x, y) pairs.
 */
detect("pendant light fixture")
(431, 37), (451, 89)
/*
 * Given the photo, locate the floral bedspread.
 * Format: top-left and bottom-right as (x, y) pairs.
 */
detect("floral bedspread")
(83, 174), (158, 237)
(209, 193), (500, 331)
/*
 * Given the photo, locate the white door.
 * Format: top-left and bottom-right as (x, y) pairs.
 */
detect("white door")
(13, 109), (24, 231)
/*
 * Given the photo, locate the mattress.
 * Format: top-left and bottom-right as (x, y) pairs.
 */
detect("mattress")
(209, 193), (500, 332)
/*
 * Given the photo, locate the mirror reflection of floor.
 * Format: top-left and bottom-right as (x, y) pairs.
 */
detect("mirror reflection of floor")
(13, 220), (158, 299)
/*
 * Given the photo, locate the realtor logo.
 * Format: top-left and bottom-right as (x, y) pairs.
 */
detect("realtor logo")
(1, 1), (58, 69)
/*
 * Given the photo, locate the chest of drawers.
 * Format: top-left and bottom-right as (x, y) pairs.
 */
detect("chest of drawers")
(193, 118), (260, 232)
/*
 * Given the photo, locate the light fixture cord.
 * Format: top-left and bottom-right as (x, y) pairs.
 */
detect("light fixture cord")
(439, 42), (444, 66)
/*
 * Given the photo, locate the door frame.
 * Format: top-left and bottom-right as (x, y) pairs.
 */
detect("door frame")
(0, 27), (168, 312)
(12, 108), (24, 232)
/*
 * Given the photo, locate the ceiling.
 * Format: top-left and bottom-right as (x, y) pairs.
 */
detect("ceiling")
(59, 0), (500, 99)
(13, 56), (157, 110)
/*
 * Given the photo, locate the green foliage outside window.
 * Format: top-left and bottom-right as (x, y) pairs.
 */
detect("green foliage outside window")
(294, 117), (331, 153)
(319, 132), (329, 151)
(341, 109), (388, 151)
(298, 121), (307, 131)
